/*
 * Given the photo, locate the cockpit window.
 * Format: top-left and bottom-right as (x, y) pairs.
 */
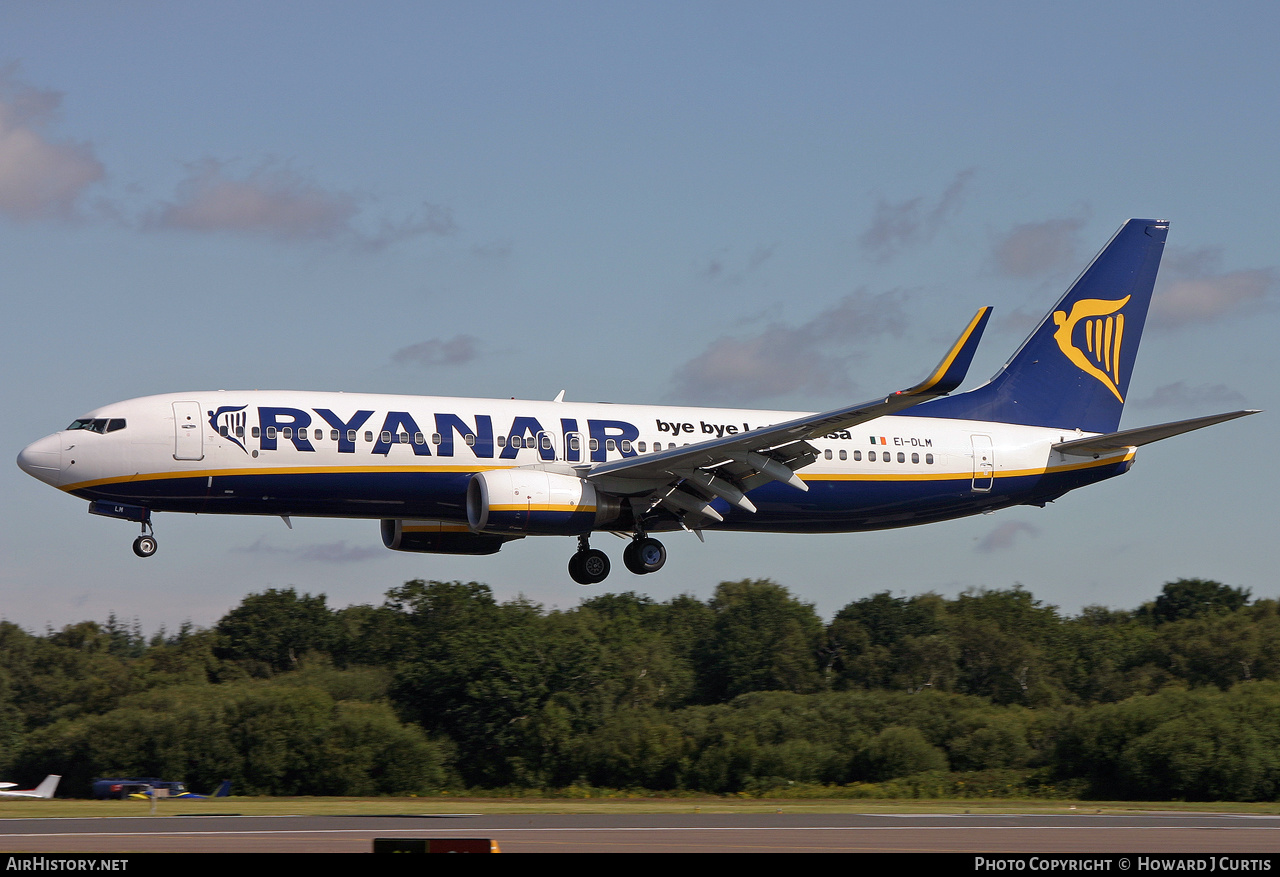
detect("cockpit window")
(66, 418), (127, 434)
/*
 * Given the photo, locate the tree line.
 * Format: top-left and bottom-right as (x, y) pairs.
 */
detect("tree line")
(2, 576), (1278, 801)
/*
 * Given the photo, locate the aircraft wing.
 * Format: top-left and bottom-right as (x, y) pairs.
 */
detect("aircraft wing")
(585, 307), (992, 525)
(1053, 410), (1260, 456)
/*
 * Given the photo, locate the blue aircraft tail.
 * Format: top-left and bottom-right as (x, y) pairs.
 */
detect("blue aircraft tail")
(910, 218), (1168, 434)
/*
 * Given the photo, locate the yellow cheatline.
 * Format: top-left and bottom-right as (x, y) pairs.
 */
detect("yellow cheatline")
(60, 463), (511, 492)
(489, 504), (597, 513)
(802, 451), (1135, 484)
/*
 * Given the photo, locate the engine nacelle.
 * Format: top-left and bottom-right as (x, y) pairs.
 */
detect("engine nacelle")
(467, 469), (621, 535)
(380, 518), (520, 555)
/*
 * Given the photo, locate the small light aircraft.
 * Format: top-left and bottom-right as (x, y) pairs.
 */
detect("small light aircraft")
(17, 220), (1256, 583)
(0, 775), (61, 799)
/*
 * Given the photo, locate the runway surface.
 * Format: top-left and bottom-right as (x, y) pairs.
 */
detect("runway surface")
(2, 812), (1280, 853)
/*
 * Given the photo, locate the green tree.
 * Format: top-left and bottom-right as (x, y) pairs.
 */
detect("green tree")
(696, 580), (825, 701)
(215, 588), (337, 674)
(1142, 578), (1251, 625)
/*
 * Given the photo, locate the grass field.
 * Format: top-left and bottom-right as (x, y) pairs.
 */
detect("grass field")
(3, 797), (1279, 819)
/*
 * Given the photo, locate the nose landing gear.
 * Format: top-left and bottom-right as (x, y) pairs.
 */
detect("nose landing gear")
(131, 515), (158, 557)
(132, 533), (158, 557)
(88, 501), (158, 558)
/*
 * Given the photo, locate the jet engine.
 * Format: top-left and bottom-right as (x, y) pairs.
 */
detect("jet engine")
(380, 518), (520, 555)
(467, 469), (621, 535)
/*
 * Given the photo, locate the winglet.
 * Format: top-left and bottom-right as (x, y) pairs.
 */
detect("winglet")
(903, 306), (992, 398)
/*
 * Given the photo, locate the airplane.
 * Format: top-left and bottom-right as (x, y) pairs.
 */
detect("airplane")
(92, 777), (231, 799)
(0, 775), (61, 799)
(16, 219), (1257, 585)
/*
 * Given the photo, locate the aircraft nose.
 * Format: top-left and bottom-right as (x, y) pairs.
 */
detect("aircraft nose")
(16, 433), (63, 486)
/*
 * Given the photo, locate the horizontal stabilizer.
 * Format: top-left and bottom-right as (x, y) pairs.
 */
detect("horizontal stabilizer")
(1053, 410), (1260, 456)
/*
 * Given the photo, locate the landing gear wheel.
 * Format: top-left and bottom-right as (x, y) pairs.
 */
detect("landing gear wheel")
(132, 535), (158, 558)
(568, 548), (610, 585)
(623, 537), (666, 575)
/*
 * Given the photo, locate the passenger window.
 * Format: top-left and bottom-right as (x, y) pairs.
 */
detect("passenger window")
(381, 431), (392, 443)
(346, 429), (356, 443)
(853, 450), (862, 461)
(589, 438), (599, 451)
(620, 440), (631, 453)
(638, 441), (647, 452)
(252, 427), (261, 438)
(839, 449), (847, 461)
(266, 427), (277, 439)
(465, 434), (476, 446)
(568, 435), (580, 451)
(912, 453), (919, 463)
(512, 435), (524, 448)
(606, 439), (616, 451)
(868, 450), (876, 461)
(236, 426), (244, 438)
(926, 453), (934, 464)
(398, 432), (409, 444)
(314, 429), (323, 441)
(364, 431), (373, 443)
(497, 435), (506, 448)
(897, 452), (905, 463)
(219, 425), (228, 437)
(429, 433), (439, 445)
(824, 449), (832, 460)
(542, 435), (552, 450)
(331, 430), (340, 441)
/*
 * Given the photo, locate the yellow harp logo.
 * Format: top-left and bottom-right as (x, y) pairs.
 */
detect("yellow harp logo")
(1051, 296), (1130, 403)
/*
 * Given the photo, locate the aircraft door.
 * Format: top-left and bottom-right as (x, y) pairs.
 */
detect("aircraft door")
(173, 401), (204, 461)
(971, 434), (993, 492)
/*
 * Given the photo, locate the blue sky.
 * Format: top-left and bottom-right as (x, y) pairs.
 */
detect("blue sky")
(3, 2), (1276, 633)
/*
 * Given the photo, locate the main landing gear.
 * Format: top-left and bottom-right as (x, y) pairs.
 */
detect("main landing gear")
(623, 536), (666, 576)
(568, 535), (610, 585)
(568, 533), (667, 585)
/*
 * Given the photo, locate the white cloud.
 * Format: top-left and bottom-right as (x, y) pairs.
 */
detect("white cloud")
(697, 243), (777, 283)
(859, 169), (973, 262)
(146, 158), (457, 248)
(975, 521), (1039, 553)
(236, 537), (382, 564)
(990, 216), (1087, 278)
(147, 158), (359, 240)
(1132, 381), (1247, 411)
(0, 67), (105, 221)
(669, 289), (909, 405)
(1150, 246), (1275, 328)
(391, 335), (481, 368)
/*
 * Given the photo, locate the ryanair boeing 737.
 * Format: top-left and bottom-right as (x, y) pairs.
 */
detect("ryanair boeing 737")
(17, 220), (1257, 584)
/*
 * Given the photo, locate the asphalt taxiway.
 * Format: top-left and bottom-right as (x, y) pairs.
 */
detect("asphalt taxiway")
(2, 812), (1279, 853)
